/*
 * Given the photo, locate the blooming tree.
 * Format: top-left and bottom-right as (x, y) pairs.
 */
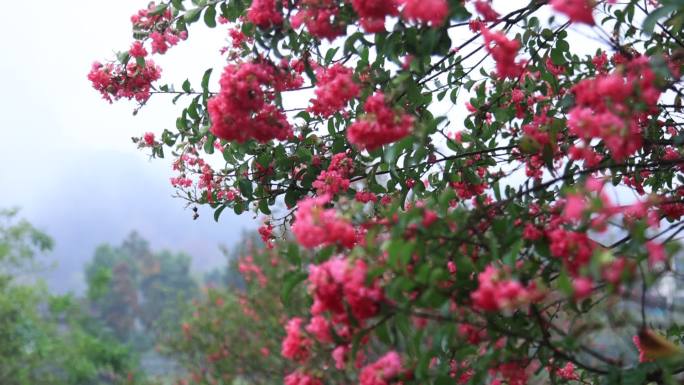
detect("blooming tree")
(92, 0), (684, 384)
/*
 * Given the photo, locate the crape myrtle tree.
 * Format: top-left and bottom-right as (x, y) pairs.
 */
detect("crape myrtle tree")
(91, 0), (684, 384)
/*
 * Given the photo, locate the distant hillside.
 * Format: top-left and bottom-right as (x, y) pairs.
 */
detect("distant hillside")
(1, 149), (255, 294)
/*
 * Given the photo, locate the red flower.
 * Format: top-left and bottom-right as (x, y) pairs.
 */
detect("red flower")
(351, 0), (399, 33)
(291, 195), (356, 249)
(348, 92), (413, 150)
(309, 64), (360, 117)
(482, 28), (524, 79)
(359, 352), (403, 385)
(208, 61), (298, 143)
(291, 0), (346, 40)
(401, 0), (449, 27)
(281, 317), (311, 362)
(551, 0), (595, 25)
(247, 0), (283, 28)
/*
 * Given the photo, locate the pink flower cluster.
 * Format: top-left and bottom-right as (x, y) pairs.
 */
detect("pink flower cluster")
(130, 3), (187, 55)
(482, 28), (524, 79)
(238, 256), (268, 287)
(309, 64), (360, 117)
(291, 195), (356, 249)
(150, 30), (186, 55)
(351, 0), (399, 33)
(548, 228), (595, 276)
(490, 362), (528, 385)
(551, 0), (595, 25)
(313, 153), (354, 196)
(247, 0), (283, 28)
(359, 352), (403, 385)
(308, 257), (383, 322)
(555, 362), (579, 380)
(88, 60), (162, 102)
(129, 41), (148, 58)
(568, 58), (661, 160)
(291, 0), (346, 40)
(400, 0), (449, 27)
(208, 60), (302, 143)
(471, 265), (542, 312)
(348, 92), (414, 150)
(284, 372), (322, 385)
(281, 317), (311, 362)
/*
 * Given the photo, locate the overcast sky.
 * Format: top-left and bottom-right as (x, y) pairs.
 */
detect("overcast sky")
(0, 0), (255, 293)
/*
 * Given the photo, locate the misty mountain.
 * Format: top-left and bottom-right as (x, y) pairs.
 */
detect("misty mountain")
(1, 149), (255, 294)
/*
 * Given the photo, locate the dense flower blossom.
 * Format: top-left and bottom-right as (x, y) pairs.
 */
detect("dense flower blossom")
(548, 229), (595, 275)
(284, 372), (322, 385)
(248, 0), (283, 28)
(348, 92), (414, 150)
(131, 3), (186, 54)
(491, 362), (528, 385)
(130, 3), (173, 28)
(313, 153), (353, 196)
(351, 0), (399, 32)
(238, 256), (268, 287)
(88, 60), (162, 102)
(208, 60), (301, 143)
(568, 58), (661, 160)
(400, 0), (449, 27)
(129, 41), (148, 58)
(149, 30), (186, 54)
(291, 195), (356, 248)
(551, 0), (595, 25)
(308, 257), (383, 322)
(568, 108), (641, 161)
(305, 315), (333, 343)
(281, 317), (311, 362)
(356, 191), (378, 203)
(359, 351), (403, 385)
(556, 362), (579, 380)
(482, 28), (524, 78)
(471, 265), (542, 311)
(309, 64), (360, 117)
(291, 0), (346, 40)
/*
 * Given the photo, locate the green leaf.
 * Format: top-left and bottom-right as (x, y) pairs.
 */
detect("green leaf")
(214, 204), (227, 222)
(148, 3), (168, 16)
(643, 5), (679, 35)
(238, 179), (253, 198)
(281, 271), (307, 303)
(184, 7), (202, 23)
(204, 5), (217, 28)
(201, 68), (213, 93)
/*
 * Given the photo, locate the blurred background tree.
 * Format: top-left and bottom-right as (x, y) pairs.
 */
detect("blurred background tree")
(0, 209), (150, 385)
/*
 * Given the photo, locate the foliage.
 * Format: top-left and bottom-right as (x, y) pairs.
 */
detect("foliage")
(0, 210), (147, 385)
(165, 233), (309, 385)
(86, 232), (199, 349)
(93, 1), (684, 384)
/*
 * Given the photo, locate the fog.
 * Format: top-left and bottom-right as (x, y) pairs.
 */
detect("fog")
(0, 0), (255, 293)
